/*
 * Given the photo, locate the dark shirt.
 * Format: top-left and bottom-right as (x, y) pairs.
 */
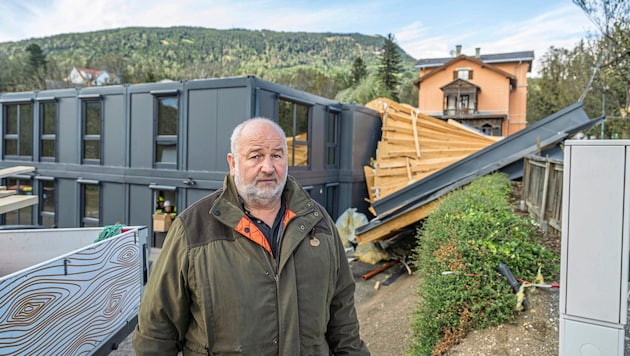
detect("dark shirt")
(240, 197), (286, 258)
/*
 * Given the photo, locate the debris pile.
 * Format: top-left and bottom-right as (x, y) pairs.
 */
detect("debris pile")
(363, 98), (500, 214)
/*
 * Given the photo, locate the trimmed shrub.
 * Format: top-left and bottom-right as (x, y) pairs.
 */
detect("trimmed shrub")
(407, 173), (558, 355)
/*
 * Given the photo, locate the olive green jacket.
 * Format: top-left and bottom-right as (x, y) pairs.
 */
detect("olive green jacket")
(133, 175), (369, 355)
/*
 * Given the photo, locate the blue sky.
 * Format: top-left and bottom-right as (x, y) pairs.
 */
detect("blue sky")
(0, 0), (597, 74)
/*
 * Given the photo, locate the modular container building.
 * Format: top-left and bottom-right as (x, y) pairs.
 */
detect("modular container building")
(0, 76), (381, 247)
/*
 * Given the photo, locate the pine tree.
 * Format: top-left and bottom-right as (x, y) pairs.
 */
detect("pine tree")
(377, 33), (403, 101)
(351, 57), (367, 86)
(25, 43), (47, 70)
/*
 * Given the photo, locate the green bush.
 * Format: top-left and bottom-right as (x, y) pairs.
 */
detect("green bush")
(407, 173), (558, 355)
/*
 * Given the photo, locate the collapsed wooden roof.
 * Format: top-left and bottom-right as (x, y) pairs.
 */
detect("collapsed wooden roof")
(356, 102), (603, 244)
(363, 98), (500, 214)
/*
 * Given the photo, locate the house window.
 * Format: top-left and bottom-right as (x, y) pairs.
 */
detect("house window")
(39, 179), (56, 227)
(326, 109), (340, 168)
(3, 177), (33, 225)
(40, 101), (57, 161)
(454, 68), (473, 81)
(82, 99), (102, 164)
(155, 95), (178, 168)
(81, 182), (100, 227)
(481, 123), (501, 137)
(278, 99), (310, 167)
(3, 102), (33, 160)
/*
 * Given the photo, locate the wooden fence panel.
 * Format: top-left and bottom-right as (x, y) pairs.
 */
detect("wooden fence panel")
(522, 155), (564, 235)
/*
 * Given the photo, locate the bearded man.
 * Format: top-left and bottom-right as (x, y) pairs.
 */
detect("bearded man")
(133, 117), (369, 355)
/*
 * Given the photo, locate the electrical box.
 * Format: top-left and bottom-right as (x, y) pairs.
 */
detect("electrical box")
(560, 140), (630, 355)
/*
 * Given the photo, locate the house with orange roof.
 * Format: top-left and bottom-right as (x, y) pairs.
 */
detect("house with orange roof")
(414, 45), (533, 136)
(67, 67), (120, 87)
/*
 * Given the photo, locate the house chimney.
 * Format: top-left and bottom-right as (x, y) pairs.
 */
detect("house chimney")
(475, 47), (480, 58)
(456, 45), (462, 56)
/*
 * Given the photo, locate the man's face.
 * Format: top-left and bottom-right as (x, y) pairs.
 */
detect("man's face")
(228, 121), (288, 207)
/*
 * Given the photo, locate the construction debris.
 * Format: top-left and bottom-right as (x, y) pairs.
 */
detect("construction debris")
(363, 98), (500, 214)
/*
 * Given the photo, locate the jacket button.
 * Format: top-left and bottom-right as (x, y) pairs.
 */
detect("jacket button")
(214, 210), (221, 216)
(272, 338), (278, 344)
(299, 225), (305, 231)
(245, 227), (250, 233)
(314, 211), (319, 217)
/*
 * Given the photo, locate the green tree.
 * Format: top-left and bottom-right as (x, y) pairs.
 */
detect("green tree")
(573, 0), (630, 136)
(350, 57), (367, 86)
(24, 43), (49, 90)
(335, 73), (390, 105)
(377, 33), (403, 101)
(26, 43), (47, 70)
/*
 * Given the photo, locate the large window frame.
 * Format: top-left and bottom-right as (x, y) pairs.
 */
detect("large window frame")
(39, 99), (58, 162)
(278, 98), (311, 168)
(2, 101), (33, 160)
(81, 97), (103, 164)
(325, 108), (341, 169)
(3, 176), (34, 225)
(153, 93), (179, 169)
(79, 179), (100, 227)
(38, 177), (57, 227)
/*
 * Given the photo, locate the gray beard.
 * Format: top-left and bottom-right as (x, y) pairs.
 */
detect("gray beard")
(235, 174), (286, 207)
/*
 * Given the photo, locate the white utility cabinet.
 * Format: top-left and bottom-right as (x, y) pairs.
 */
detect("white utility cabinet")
(560, 140), (630, 355)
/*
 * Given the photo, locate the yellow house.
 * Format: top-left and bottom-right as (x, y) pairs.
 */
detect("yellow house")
(414, 45), (533, 136)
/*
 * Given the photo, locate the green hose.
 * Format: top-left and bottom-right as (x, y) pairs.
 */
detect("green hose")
(94, 224), (126, 243)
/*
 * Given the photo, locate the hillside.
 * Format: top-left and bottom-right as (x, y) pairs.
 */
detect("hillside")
(0, 26), (418, 97)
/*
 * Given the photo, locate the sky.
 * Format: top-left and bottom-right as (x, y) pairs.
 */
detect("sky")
(0, 0), (599, 74)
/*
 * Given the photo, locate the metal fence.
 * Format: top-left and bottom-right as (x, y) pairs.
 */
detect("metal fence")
(522, 154), (564, 235)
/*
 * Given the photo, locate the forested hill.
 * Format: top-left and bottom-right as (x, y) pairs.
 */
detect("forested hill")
(0, 26), (418, 97)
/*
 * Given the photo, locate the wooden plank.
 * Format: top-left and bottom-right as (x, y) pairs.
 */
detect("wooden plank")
(0, 166), (35, 179)
(356, 200), (440, 243)
(0, 190), (16, 198)
(363, 166), (377, 202)
(0, 195), (38, 214)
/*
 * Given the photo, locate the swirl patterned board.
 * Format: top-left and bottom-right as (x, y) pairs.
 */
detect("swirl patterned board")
(0, 228), (147, 355)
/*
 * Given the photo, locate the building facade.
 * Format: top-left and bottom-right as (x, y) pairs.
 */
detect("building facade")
(414, 45), (533, 136)
(0, 76), (381, 246)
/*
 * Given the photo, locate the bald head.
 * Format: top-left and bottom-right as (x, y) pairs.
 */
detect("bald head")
(230, 117), (287, 158)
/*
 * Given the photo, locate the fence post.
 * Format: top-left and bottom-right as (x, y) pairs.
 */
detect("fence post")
(522, 157), (530, 212)
(539, 159), (551, 231)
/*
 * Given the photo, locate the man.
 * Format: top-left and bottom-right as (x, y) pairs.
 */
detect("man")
(133, 117), (369, 355)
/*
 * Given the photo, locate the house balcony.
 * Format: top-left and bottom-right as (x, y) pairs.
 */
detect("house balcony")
(443, 108), (477, 117)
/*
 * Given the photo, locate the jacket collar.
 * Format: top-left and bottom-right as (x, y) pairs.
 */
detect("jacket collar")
(211, 174), (315, 230)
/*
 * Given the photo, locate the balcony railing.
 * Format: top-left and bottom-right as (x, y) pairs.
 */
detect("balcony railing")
(443, 108), (475, 116)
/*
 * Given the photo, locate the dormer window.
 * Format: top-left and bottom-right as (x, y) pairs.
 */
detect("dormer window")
(453, 68), (473, 81)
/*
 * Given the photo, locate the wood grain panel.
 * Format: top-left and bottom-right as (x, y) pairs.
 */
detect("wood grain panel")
(0, 230), (144, 355)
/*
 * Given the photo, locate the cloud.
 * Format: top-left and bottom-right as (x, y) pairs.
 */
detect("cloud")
(391, 3), (597, 74)
(395, 22), (459, 60)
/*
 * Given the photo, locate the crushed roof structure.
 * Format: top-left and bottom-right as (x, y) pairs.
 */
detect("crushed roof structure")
(355, 102), (604, 244)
